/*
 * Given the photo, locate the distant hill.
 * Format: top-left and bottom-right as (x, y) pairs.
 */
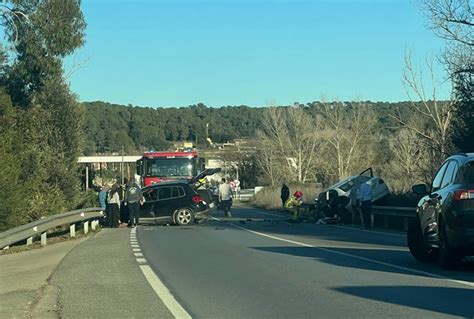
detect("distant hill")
(81, 100), (415, 155)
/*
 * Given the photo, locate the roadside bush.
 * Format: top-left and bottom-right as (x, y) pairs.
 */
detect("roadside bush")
(76, 189), (100, 209)
(250, 184), (322, 210)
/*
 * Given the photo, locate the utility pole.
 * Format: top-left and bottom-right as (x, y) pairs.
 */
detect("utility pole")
(121, 146), (124, 185)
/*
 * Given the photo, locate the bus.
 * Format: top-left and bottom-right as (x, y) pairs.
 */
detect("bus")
(136, 150), (205, 187)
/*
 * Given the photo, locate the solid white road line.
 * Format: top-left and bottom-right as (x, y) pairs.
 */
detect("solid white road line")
(227, 221), (474, 288)
(140, 265), (192, 319)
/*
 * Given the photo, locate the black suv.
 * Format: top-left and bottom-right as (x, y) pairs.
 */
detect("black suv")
(408, 153), (474, 269)
(139, 168), (220, 226)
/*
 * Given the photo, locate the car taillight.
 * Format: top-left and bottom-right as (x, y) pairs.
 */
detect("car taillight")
(453, 190), (474, 200)
(192, 195), (204, 203)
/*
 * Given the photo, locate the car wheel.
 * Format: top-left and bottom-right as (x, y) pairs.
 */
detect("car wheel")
(407, 218), (437, 262)
(174, 208), (195, 226)
(438, 221), (461, 270)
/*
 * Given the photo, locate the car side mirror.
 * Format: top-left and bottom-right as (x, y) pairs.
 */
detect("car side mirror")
(412, 184), (429, 195)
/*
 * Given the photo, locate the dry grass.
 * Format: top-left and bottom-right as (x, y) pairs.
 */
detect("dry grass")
(250, 184), (322, 210)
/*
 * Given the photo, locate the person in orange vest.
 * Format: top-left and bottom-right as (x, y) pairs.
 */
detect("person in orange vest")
(284, 191), (303, 222)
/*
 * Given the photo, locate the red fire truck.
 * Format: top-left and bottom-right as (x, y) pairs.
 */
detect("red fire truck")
(136, 150), (205, 187)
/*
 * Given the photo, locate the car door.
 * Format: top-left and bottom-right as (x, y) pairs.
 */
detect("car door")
(140, 188), (158, 221)
(434, 160), (459, 234)
(154, 186), (178, 220)
(419, 161), (449, 236)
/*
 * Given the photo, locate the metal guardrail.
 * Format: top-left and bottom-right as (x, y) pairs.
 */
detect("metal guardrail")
(299, 203), (416, 231)
(371, 205), (416, 230)
(0, 207), (105, 249)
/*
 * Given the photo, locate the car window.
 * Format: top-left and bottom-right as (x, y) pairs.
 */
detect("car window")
(172, 186), (185, 198)
(339, 176), (368, 192)
(440, 161), (458, 189)
(157, 187), (172, 200)
(462, 161), (474, 184)
(431, 161), (449, 191)
(143, 189), (157, 201)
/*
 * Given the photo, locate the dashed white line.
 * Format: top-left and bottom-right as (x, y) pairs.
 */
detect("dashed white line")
(134, 252), (144, 257)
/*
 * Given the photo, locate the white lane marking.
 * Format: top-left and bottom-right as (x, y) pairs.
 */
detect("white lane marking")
(229, 222), (474, 288)
(245, 208), (406, 237)
(140, 265), (192, 319)
(136, 258), (147, 264)
(131, 244), (140, 248)
(134, 252), (144, 257)
(133, 248), (141, 252)
(131, 241), (138, 245)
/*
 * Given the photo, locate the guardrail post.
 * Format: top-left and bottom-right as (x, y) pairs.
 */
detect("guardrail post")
(91, 220), (97, 231)
(27, 237), (33, 245)
(370, 214), (374, 228)
(84, 221), (89, 235)
(70, 224), (76, 238)
(41, 232), (47, 246)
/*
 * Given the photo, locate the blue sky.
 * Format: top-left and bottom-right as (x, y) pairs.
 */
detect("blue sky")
(65, 0), (451, 108)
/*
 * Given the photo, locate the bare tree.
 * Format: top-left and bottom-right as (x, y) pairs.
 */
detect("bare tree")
(257, 106), (321, 183)
(391, 53), (454, 157)
(254, 131), (282, 186)
(320, 101), (377, 180)
(388, 128), (435, 192)
(417, 0), (473, 151)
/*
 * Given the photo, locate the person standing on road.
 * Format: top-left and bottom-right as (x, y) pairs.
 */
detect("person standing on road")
(219, 178), (233, 217)
(107, 184), (121, 228)
(349, 183), (361, 226)
(98, 185), (108, 209)
(358, 181), (372, 229)
(124, 177), (144, 227)
(284, 191), (303, 222)
(280, 183), (290, 209)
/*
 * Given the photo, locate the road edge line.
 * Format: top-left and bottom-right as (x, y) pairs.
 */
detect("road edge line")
(131, 227), (192, 319)
(229, 223), (474, 289)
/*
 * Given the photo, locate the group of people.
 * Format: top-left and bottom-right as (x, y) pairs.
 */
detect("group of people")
(280, 181), (373, 229)
(98, 177), (145, 228)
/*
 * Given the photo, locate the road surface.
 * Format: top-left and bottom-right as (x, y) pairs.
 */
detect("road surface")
(134, 206), (474, 318)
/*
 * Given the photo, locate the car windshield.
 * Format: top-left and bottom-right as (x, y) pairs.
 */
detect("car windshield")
(145, 158), (194, 178)
(337, 176), (370, 192)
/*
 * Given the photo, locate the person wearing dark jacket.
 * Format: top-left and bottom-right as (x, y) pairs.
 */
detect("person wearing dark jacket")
(124, 177), (144, 227)
(280, 183), (290, 208)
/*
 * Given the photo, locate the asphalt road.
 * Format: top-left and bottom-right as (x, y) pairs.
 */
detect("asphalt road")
(136, 206), (474, 319)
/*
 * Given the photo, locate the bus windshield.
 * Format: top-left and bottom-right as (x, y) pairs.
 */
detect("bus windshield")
(145, 158), (194, 178)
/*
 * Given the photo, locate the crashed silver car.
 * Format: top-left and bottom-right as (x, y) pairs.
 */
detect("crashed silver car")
(324, 168), (390, 204)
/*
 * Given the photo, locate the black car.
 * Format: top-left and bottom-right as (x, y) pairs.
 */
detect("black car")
(139, 168), (220, 226)
(408, 153), (474, 269)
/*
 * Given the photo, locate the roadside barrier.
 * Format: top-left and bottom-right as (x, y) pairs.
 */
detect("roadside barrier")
(0, 208), (104, 250)
(298, 203), (415, 231)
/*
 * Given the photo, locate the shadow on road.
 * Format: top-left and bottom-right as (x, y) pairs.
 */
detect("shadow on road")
(332, 286), (474, 317)
(251, 246), (474, 283)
